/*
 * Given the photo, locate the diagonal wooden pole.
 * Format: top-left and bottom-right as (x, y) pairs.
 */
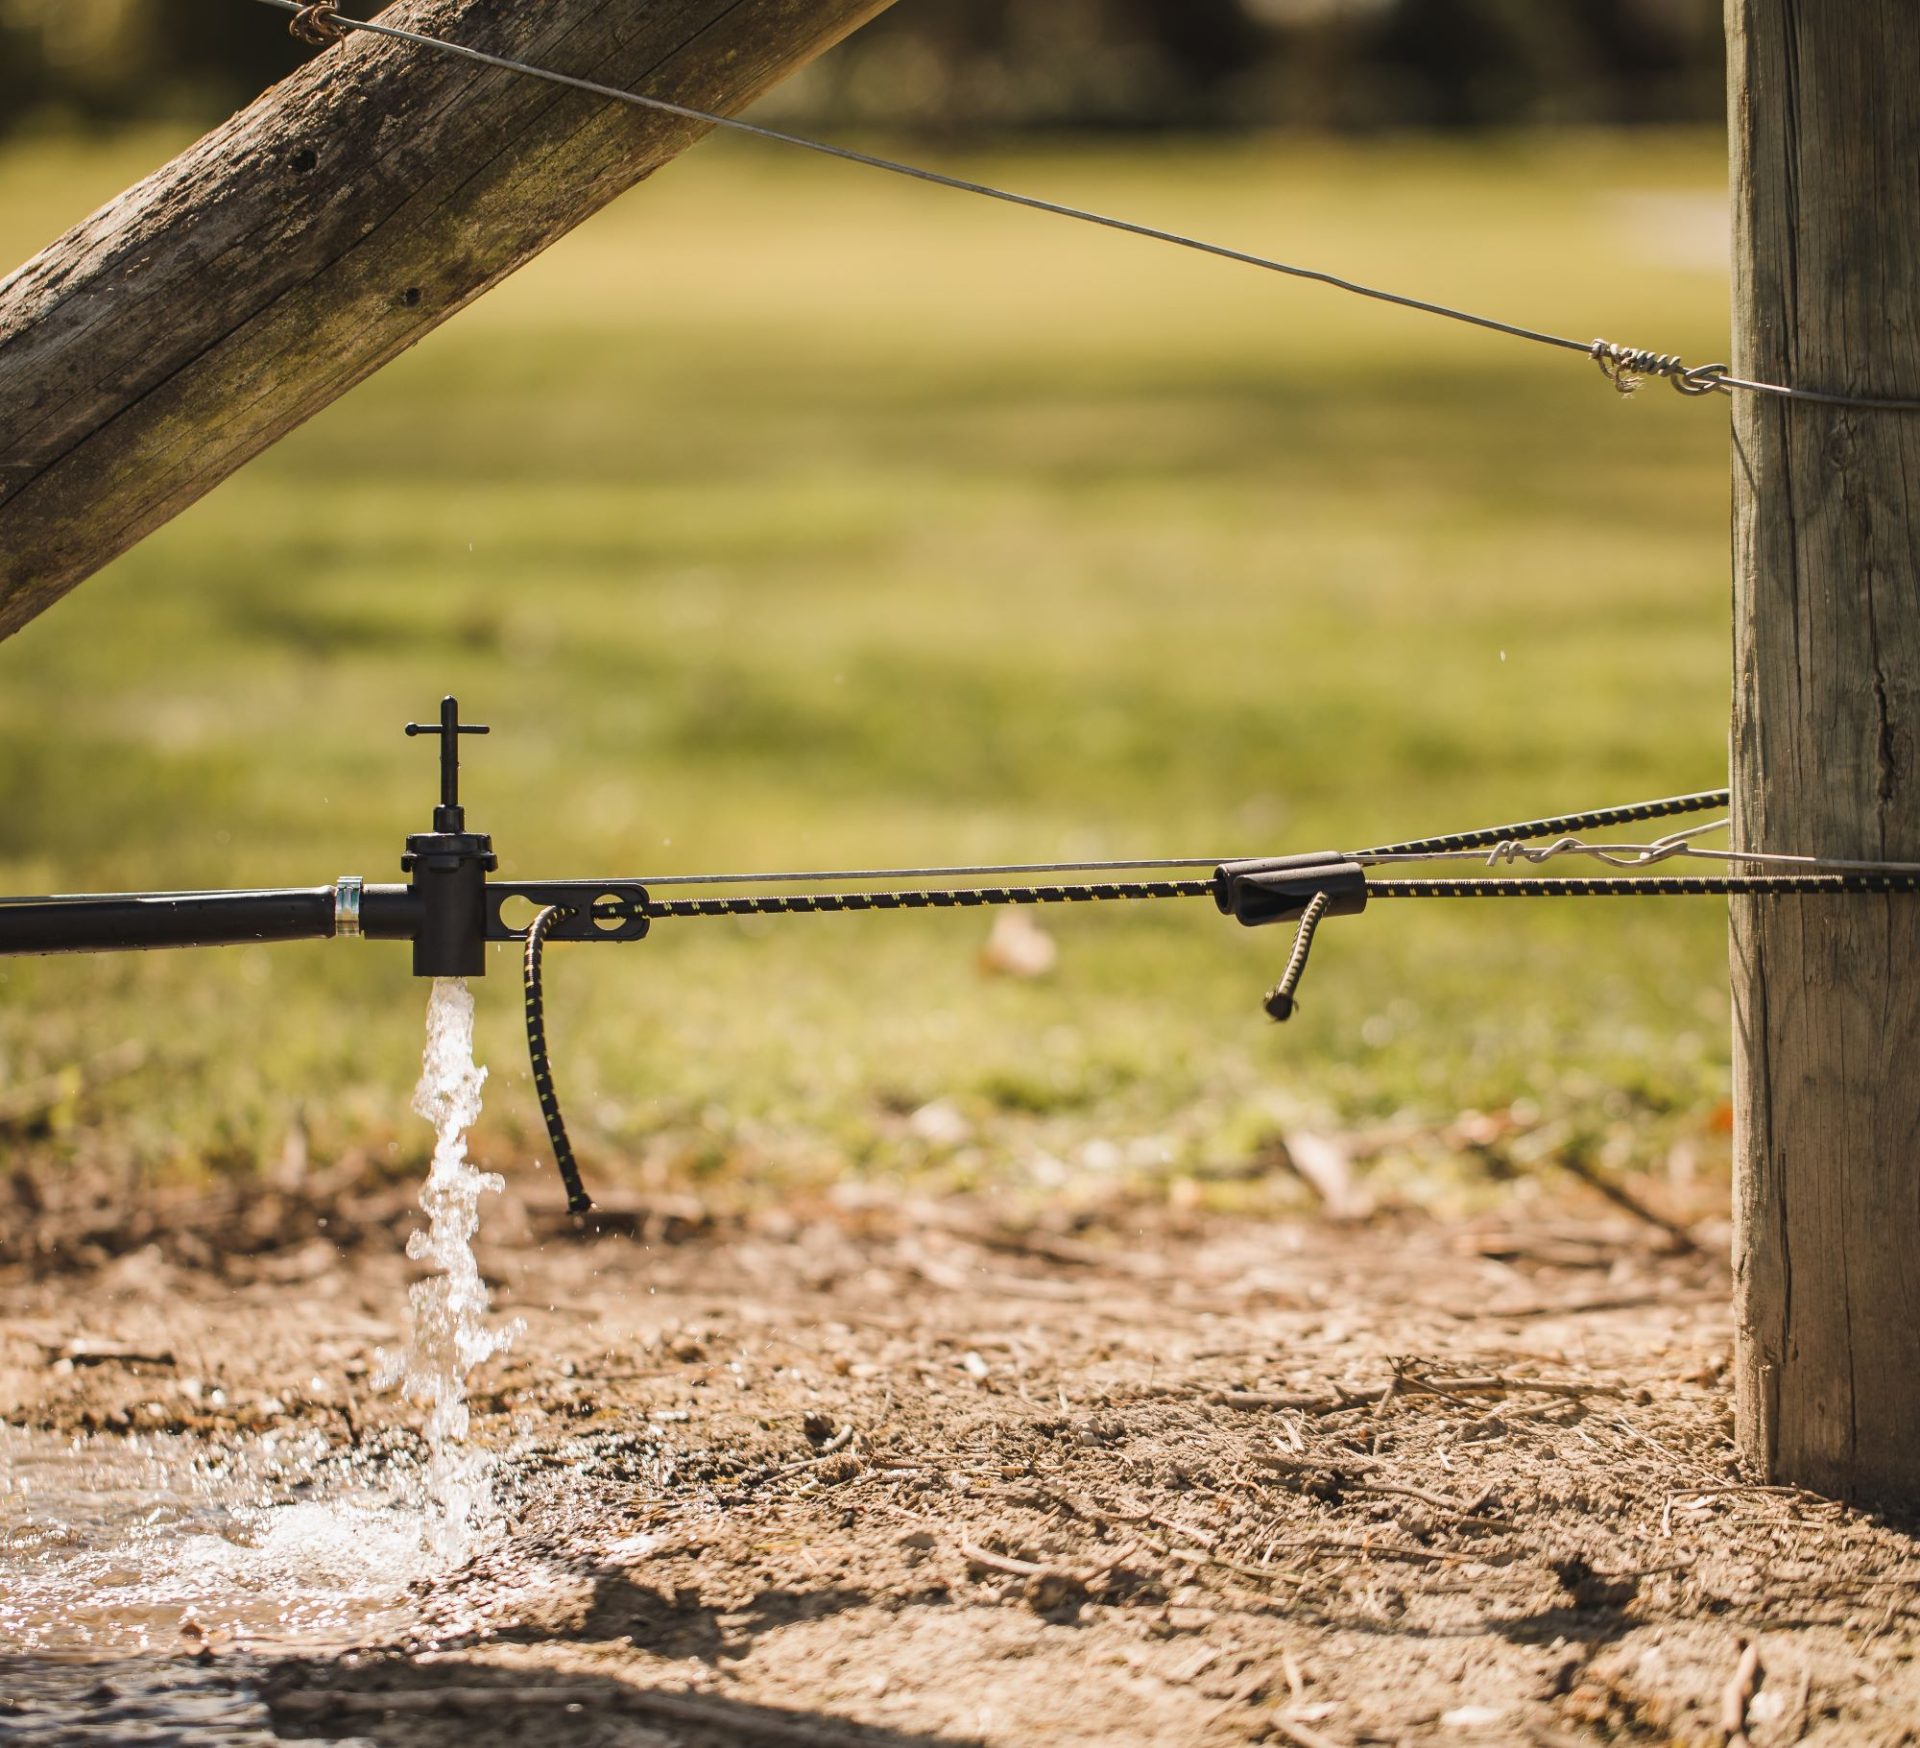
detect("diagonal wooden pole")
(1729, 2), (1920, 1504)
(0, 0), (896, 643)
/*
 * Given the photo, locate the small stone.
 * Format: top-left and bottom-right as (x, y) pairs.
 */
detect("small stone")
(907, 1099), (972, 1148)
(1024, 1571), (1087, 1614)
(980, 912), (1057, 979)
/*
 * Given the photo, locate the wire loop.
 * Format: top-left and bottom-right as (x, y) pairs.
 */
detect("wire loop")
(1478, 821), (1724, 870)
(289, 2), (345, 46)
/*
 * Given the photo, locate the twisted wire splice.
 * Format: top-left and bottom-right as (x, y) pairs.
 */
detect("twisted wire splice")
(1589, 340), (1728, 398)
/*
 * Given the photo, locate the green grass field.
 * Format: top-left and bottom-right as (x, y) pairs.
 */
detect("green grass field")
(0, 125), (1737, 1204)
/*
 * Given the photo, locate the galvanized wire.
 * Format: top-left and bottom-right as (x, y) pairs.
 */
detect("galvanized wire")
(253, 0), (1920, 413)
(618, 791), (1734, 891)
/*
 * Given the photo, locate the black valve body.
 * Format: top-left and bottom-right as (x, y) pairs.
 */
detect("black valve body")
(402, 831), (496, 977)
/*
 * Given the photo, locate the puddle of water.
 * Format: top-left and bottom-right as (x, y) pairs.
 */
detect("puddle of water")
(0, 1426), (432, 1657)
(0, 981), (525, 1739)
(0, 1426), (417, 1743)
(0, 987), (512, 1660)
(378, 976), (521, 1561)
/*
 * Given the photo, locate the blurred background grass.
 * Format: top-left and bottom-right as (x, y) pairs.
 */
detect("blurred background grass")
(0, 121), (1735, 1205)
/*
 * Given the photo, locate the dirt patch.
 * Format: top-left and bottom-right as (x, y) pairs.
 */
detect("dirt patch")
(4, 1177), (1918, 1746)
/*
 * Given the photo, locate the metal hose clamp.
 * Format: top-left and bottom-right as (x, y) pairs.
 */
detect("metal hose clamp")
(333, 875), (364, 938)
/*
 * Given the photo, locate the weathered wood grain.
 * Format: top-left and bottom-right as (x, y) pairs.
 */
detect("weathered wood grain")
(1730, 0), (1920, 1503)
(0, 0), (896, 641)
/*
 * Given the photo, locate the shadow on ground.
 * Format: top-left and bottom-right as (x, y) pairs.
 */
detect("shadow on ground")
(264, 1656), (984, 1748)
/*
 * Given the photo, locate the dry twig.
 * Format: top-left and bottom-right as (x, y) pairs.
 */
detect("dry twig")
(1449, 1288), (1724, 1321)
(1720, 1639), (1762, 1748)
(1661, 1485), (1833, 1537)
(1271, 1713), (1349, 1748)
(1556, 1152), (1704, 1254)
(1182, 1371), (1623, 1417)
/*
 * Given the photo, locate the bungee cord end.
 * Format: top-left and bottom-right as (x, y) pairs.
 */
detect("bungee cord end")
(1212, 858), (1365, 1023)
(1261, 890), (1332, 1023)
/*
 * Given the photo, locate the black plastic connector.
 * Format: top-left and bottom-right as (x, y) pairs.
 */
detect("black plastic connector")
(485, 883), (650, 943)
(1212, 854), (1369, 927)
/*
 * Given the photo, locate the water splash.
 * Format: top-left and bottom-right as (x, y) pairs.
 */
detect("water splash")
(378, 977), (520, 1559)
(0, 1427), (430, 1656)
(0, 1423), (501, 1743)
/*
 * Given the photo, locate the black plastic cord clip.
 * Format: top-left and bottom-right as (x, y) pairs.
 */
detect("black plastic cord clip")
(487, 882), (651, 943)
(1212, 854), (1368, 1022)
(1212, 854), (1368, 926)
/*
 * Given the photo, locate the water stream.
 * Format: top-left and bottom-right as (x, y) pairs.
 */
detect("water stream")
(377, 976), (520, 1561)
(1, 979), (517, 1739)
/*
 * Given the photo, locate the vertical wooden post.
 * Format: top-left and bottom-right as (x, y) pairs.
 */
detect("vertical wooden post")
(1730, 3), (1920, 1503)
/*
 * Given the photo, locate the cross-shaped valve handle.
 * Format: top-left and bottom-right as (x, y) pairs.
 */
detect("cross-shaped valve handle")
(405, 696), (490, 829)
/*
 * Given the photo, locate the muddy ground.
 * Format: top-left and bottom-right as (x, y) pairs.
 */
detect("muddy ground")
(3, 1167), (1918, 1748)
